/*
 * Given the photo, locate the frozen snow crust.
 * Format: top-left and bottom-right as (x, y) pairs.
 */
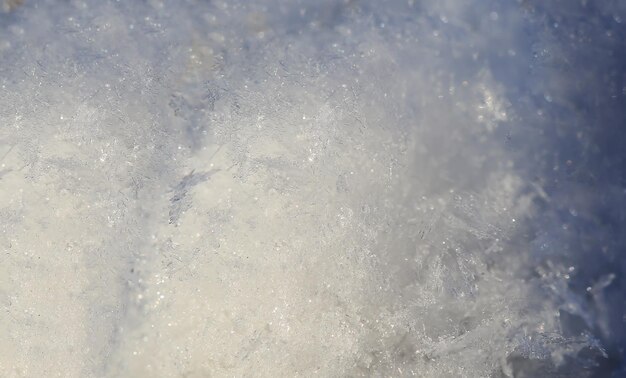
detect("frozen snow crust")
(1, 0), (625, 377)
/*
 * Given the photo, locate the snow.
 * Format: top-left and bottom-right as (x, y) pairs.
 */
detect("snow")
(1, 0), (625, 376)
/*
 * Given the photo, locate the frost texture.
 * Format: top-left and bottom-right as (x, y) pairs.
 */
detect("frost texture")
(0, 0), (625, 377)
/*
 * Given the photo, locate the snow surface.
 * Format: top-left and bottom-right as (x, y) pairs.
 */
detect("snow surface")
(1, 0), (625, 377)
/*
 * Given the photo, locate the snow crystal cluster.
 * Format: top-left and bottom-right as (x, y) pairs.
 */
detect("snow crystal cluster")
(1, 0), (625, 377)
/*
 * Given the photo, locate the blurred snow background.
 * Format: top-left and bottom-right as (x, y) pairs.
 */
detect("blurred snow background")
(0, 0), (625, 377)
